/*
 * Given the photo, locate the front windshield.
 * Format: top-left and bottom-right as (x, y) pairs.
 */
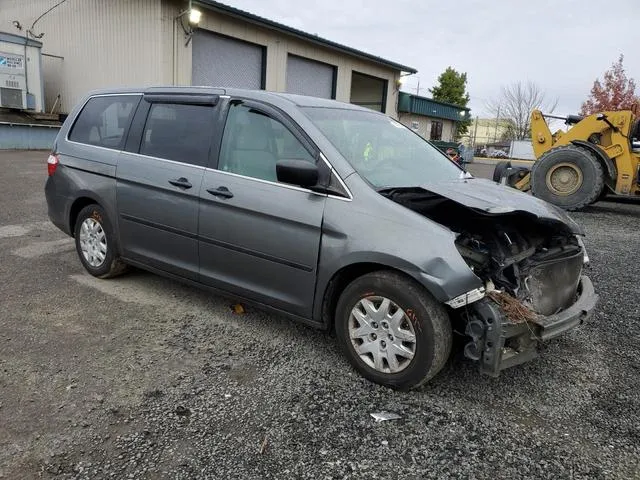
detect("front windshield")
(303, 107), (466, 189)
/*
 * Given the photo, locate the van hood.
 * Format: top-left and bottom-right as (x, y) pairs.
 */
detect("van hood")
(417, 178), (583, 235)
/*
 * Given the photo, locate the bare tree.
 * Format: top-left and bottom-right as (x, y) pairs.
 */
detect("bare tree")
(487, 81), (558, 140)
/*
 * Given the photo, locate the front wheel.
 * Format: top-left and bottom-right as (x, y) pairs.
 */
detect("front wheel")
(530, 145), (604, 210)
(335, 271), (452, 390)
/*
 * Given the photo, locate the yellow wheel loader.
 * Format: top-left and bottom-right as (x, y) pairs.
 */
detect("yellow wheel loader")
(493, 109), (640, 210)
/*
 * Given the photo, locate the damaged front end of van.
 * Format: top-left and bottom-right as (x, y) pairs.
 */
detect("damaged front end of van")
(380, 178), (599, 376)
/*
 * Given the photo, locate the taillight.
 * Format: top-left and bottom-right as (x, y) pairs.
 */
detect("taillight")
(47, 154), (59, 176)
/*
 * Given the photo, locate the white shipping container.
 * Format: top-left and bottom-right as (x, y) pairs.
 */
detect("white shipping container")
(0, 31), (44, 112)
(510, 140), (536, 160)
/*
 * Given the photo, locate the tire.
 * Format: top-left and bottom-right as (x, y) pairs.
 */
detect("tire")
(74, 204), (128, 278)
(530, 145), (604, 211)
(492, 161), (512, 183)
(593, 186), (609, 203)
(493, 161), (531, 190)
(335, 271), (452, 390)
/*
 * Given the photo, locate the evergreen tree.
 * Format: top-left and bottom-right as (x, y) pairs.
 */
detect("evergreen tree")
(429, 67), (471, 137)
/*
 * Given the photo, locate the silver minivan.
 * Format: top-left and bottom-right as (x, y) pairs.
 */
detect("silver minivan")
(45, 87), (598, 389)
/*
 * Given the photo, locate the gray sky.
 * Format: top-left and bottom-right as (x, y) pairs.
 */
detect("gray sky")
(228, 0), (640, 118)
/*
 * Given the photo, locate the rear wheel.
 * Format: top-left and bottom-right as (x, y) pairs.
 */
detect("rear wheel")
(74, 204), (128, 278)
(530, 145), (604, 210)
(493, 161), (531, 190)
(492, 161), (512, 183)
(335, 271), (452, 390)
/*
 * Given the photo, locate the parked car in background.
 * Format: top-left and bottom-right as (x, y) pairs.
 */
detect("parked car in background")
(45, 87), (598, 389)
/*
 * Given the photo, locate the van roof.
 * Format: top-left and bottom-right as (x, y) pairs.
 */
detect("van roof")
(84, 87), (380, 113)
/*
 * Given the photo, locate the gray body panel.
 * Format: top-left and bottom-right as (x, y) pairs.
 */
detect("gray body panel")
(116, 152), (205, 280)
(45, 141), (120, 238)
(312, 175), (483, 322)
(45, 86), (580, 331)
(198, 169), (325, 317)
(44, 163), (118, 238)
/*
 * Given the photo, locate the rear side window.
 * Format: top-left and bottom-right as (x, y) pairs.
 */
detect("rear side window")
(140, 103), (215, 167)
(68, 95), (138, 150)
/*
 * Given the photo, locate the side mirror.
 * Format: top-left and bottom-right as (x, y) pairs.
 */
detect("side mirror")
(276, 159), (318, 188)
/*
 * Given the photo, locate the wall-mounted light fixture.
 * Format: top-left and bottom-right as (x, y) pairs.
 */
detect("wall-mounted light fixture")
(396, 72), (415, 93)
(188, 8), (202, 25)
(176, 0), (202, 45)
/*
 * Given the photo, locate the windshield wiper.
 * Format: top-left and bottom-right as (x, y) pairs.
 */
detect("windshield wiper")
(377, 186), (441, 200)
(377, 186), (422, 194)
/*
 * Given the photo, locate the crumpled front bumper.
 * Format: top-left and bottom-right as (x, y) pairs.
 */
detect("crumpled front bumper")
(534, 275), (598, 341)
(464, 275), (598, 377)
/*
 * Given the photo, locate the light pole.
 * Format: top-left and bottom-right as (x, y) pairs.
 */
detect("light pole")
(457, 110), (467, 142)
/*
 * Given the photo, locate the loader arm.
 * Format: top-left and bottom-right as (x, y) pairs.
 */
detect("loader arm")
(531, 110), (554, 158)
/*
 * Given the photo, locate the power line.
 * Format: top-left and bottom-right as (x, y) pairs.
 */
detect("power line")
(28, 0), (69, 38)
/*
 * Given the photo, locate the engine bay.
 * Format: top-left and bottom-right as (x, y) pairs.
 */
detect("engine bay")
(379, 186), (584, 316)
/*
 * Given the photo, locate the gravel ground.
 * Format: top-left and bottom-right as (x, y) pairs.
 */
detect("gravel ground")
(1, 151), (639, 479)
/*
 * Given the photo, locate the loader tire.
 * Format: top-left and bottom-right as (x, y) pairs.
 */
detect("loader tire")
(493, 161), (531, 190)
(530, 145), (604, 211)
(592, 186), (609, 204)
(492, 161), (512, 183)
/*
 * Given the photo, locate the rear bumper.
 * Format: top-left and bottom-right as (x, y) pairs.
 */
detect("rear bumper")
(465, 275), (598, 377)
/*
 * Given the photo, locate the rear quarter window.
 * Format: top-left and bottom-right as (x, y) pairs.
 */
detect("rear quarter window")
(68, 95), (139, 150)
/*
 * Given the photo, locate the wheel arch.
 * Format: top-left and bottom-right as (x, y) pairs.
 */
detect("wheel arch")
(318, 261), (443, 332)
(68, 194), (101, 237)
(571, 140), (617, 189)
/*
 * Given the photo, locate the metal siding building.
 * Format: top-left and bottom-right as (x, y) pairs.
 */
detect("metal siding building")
(397, 91), (470, 142)
(0, 0), (416, 117)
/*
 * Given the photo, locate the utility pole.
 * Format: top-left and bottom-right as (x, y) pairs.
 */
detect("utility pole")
(493, 105), (500, 143)
(472, 116), (479, 149)
(415, 78), (420, 96)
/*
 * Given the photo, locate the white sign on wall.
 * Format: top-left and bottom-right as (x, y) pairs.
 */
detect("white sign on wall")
(0, 52), (24, 70)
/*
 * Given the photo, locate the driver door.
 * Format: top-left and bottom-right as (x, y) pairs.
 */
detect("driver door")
(198, 100), (326, 317)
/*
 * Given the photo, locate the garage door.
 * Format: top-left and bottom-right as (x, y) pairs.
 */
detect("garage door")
(286, 54), (335, 99)
(350, 71), (387, 113)
(192, 30), (264, 89)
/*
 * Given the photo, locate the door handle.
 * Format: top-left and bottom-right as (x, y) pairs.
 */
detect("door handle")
(169, 177), (192, 189)
(206, 186), (234, 199)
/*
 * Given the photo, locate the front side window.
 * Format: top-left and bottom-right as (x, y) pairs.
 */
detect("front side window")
(68, 95), (138, 149)
(140, 103), (215, 167)
(303, 107), (463, 189)
(218, 103), (315, 182)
